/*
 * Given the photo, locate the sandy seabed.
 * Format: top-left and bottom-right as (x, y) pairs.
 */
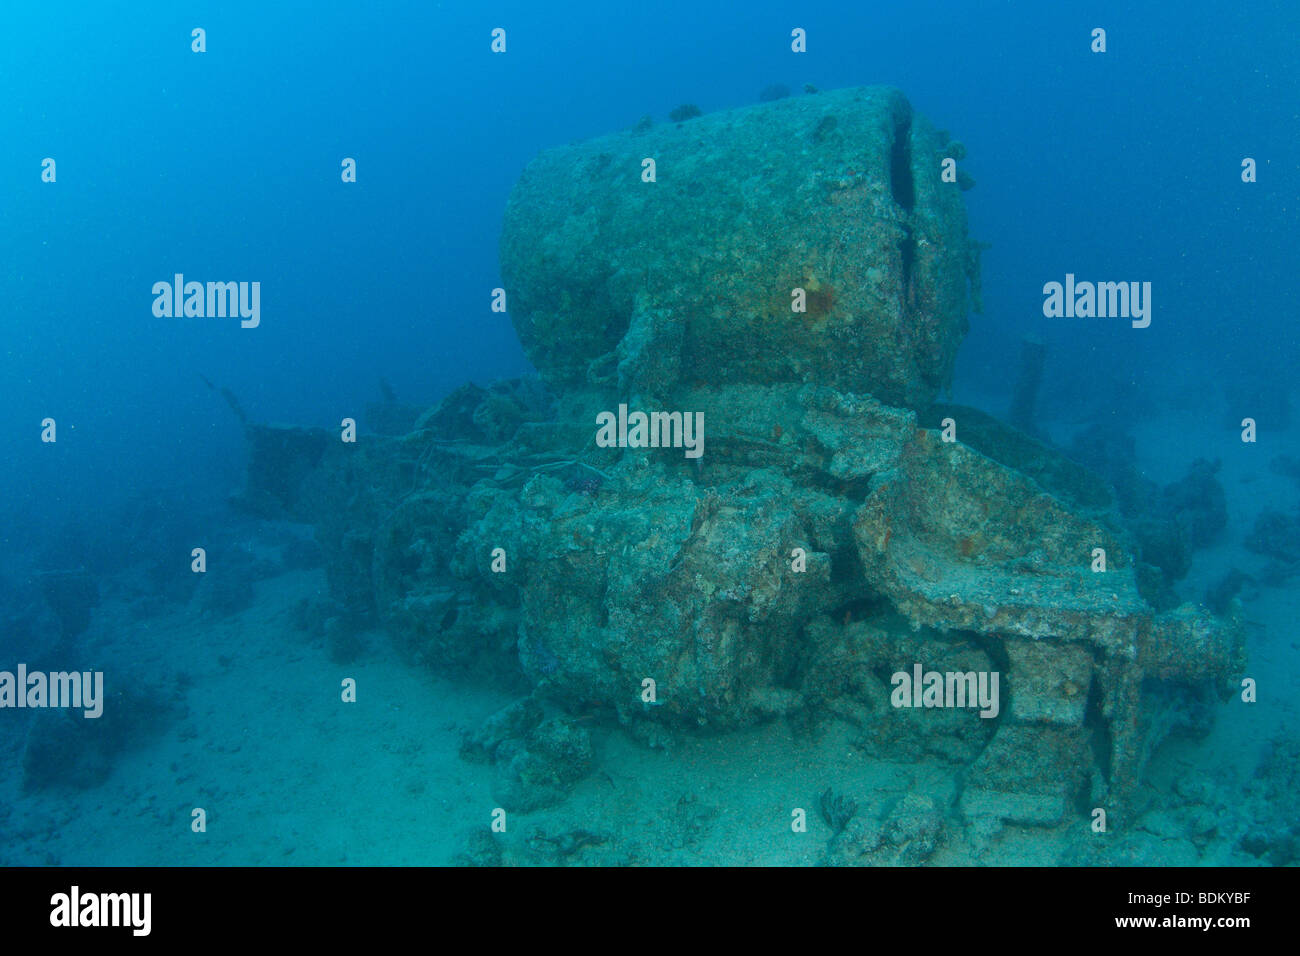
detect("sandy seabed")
(1, 406), (1295, 867)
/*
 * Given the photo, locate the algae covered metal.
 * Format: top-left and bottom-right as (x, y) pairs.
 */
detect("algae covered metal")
(501, 86), (980, 408)
(238, 86), (1242, 832)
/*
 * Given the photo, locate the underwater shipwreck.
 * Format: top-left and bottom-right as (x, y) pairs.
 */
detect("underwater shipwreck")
(235, 87), (1242, 852)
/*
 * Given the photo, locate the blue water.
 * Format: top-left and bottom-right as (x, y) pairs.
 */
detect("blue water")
(1, 1), (1297, 866)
